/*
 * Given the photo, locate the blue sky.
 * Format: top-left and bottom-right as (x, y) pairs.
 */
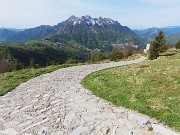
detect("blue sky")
(0, 0), (180, 29)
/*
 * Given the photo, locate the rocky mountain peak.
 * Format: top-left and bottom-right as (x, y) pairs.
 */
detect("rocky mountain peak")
(65, 15), (119, 26)
(67, 15), (78, 22)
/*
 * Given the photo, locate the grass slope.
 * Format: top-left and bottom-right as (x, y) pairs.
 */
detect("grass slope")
(82, 49), (180, 131)
(0, 64), (77, 96)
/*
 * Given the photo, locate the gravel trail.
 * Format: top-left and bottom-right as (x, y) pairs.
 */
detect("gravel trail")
(0, 56), (178, 135)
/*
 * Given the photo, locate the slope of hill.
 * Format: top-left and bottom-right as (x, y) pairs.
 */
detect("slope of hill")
(6, 25), (54, 42)
(0, 41), (89, 69)
(46, 15), (144, 50)
(0, 29), (16, 42)
(167, 33), (180, 44)
(0, 15), (145, 50)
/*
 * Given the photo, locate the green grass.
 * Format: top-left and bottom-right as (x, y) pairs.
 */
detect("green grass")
(0, 64), (77, 96)
(81, 50), (180, 131)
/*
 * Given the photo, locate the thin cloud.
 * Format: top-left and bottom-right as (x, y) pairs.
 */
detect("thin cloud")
(0, 0), (179, 28)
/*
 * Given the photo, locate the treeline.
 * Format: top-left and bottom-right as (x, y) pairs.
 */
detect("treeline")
(89, 45), (134, 62)
(0, 40), (136, 73)
(0, 41), (89, 73)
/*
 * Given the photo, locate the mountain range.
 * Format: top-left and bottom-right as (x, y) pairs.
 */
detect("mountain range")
(1, 15), (180, 49)
(0, 15), (144, 50)
(134, 26), (180, 44)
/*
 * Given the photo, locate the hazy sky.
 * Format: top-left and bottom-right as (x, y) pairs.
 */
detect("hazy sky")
(0, 0), (180, 29)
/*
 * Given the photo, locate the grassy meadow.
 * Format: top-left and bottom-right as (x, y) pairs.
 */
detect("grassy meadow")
(82, 49), (180, 131)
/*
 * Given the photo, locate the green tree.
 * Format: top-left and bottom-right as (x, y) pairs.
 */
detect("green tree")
(149, 31), (166, 60)
(149, 41), (159, 60)
(175, 40), (180, 49)
(157, 31), (166, 52)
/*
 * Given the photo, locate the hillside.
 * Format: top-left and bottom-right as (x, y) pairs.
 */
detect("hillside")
(0, 15), (145, 50)
(0, 41), (89, 69)
(168, 33), (180, 44)
(45, 15), (144, 50)
(6, 25), (54, 42)
(0, 29), (16, 42)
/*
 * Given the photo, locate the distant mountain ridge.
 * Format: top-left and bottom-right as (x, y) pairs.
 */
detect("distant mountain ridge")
(6, 25), (54, 42)
(0, 29), (16, 42)
(134, 26), (180, 44)
(0, 15), (144, 50)
(0, 28), (24, 32)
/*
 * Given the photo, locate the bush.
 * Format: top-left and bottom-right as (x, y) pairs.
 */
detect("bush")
(65, 58), (78, 64)
(122, 45), (133, 58)
(110, 47), (123, 61)
(90, 51), (104, 62)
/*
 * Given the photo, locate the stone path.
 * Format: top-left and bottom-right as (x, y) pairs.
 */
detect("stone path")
(0, 56), (179, 135)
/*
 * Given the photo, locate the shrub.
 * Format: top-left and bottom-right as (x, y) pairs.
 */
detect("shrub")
(0, 59), (12, 73)
(66, 58), (78, 64)
(122, 45), (133, 58)
(111, 47), (123, 61)
(90, 51), (103, 62)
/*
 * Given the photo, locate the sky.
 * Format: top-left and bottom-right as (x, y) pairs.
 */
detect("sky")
(0, 0), (180, 29)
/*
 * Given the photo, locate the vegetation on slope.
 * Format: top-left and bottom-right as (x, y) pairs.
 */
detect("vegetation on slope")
(0, 40), (89, 72)
(82, 49), (180, 131)
(0, 40), (137, 73)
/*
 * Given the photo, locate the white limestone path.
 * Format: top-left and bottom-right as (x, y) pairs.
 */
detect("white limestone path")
(0, 56), (179, 135)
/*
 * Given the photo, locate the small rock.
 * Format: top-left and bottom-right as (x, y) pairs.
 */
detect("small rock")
(147, 126), (153, 131)
(63, 111), (75, 126)
(56, 118), (61, 123)
(106, 127), (110, 134)
(38, 127), (48, 135)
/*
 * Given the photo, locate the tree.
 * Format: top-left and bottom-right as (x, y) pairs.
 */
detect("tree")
(149, 41), (159, 60)
(157, 31), (166, 52)
(175, 40), (180, 49)
(149, 31), (166, 60)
